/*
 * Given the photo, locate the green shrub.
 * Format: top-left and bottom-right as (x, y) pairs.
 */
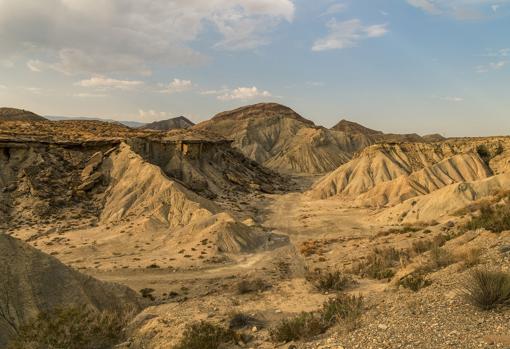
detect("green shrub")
(7, 305), (133, 349)
(321, 294), (364, 330)
(464, 204), (510, 233)
(308, 270), (353, 292)
(463, 269), (510, 310)
(270, 312), (326, 343)
(174, 321), (236, 349)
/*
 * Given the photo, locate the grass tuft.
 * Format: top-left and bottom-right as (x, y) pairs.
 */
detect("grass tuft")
(463, 269), (510, 310)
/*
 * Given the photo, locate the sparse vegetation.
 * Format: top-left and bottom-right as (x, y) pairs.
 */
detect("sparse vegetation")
(464, 204), (510, 233)
(229, 313), (265, 330)
(270, 312), (326, 343)
(352, 247), (404, 280)
(399, 272), (431, 292)
(463, 269), (510, 310)
(321, 294), (364, 330)
(236, 278), (270, 294)
(7, 305), (134, 349)
(270, 294), (364, 343)
(307, 270), (354, 292)
(140, 287), (155, 301)
(459, 248), (483, 269)
(173, 321), (236, 349)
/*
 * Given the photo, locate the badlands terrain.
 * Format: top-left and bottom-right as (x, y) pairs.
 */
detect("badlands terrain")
(1, 104), (510, 349)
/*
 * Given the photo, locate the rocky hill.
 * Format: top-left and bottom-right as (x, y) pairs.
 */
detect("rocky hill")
(0, 108), (46, 121)
(195, 103), (374, 174)
(140, 116), (195, 131)
(331, 119), (383, 135)
(0, 233), (141, 347)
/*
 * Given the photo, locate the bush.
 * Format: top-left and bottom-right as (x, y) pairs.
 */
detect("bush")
(229, 313), (265, 330)
(321, 294), (364, 330)
(236, 278), (270, 294)
(308, 270), (353, 292)
(270, 312), (326, 343)
(7, 305), (133, 349)
(399, 273), (431, 292)
(463, 269), (510, 310)
(353, 248), (403, 280)
(426, 246), (455, 270)
(140, 288), (155, 301)
(270, 294), (365, 343)
(460, 248), (482, 269)
(464, 204), (510, 233)
(174, 321), (236, 349)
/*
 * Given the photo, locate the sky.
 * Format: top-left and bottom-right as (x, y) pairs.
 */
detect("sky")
(0, 0), (509, 137)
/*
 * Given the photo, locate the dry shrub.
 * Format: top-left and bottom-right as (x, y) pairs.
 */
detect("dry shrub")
(236, 278), (270, 294)
(320, 294), (364, 331)
(464, 204), (510, 233)
(270, 312), (326, 343)
(399, 273), (431, 292)
(353, 247), (404, 280)
(307, 270), (353, 292)
(463, 269), (510, 310)
(7, 305), (135, 349)
(459, 248), (483, 269)
(228, 313), (265, 330)
(270, 294), (364, 343)
(173, 321), (236, 349)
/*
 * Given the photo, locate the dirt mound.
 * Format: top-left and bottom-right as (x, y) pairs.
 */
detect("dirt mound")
(140, 116), (195, 131)
(353, 153), (492, 207)
(310, 142), (463, 199)
(195, 103), (373, 174)
(0, 108), (46, 121)
(0, 234), (141, 347)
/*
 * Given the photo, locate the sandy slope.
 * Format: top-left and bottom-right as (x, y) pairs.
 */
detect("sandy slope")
(0, 234), (141, 347)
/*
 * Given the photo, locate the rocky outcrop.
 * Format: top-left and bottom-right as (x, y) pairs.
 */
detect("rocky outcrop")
(140, 116), (195, 131)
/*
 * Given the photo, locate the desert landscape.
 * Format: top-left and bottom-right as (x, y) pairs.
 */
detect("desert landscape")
(1, 103), (510, 349)
(1, 1), (509, 348)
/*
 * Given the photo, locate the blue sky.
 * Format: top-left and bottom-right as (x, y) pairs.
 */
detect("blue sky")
(0, 0), (508, 136)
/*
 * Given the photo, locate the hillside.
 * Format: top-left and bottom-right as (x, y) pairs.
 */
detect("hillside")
(140, 116), (195, 131)
(331, 119), (383, 135)
(0, 234), (141, 347)
(0, 108), (46, 121)
(194, 103), (374, 174)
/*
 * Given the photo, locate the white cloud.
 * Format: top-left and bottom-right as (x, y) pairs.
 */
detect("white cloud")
(138, 109), (171, 121)
(0, 59), (14, 68)
(25, 87), (43, 94)
(0, 0), (295, 75)
(76, 76), (144, 90)
(321, 3), (347, 16)
(27, 60), (43, 72)
(73, 92), (108, 98)
(406, 0), (509, 19)
(406, 0), (442, 15)
(440, 96), (464, 102)
(312, 19), (388, 51)
(218, 86), (271, 101)
(0, 84), (6, 89)
(476, 60), (507, 73)
(159, 79), (193, 94)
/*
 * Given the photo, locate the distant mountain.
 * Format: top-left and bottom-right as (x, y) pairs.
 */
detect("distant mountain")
(46, 115), (146, 128)
(140, 116), (195, 131)
(331, 119), (383, 136)
(194, 103), (373, 174)
(0, 107), (46, 121)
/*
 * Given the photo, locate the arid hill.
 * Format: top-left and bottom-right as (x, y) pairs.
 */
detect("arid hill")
(0, 108), (46, 121)
(195, 103), (374, 174)
(331, 119), (383, 135)
(0, 234), (141, 347)
(140, 116), (195, 131)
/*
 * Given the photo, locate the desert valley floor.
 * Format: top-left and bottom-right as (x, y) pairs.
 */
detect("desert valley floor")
(1, 104), (510, 349)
